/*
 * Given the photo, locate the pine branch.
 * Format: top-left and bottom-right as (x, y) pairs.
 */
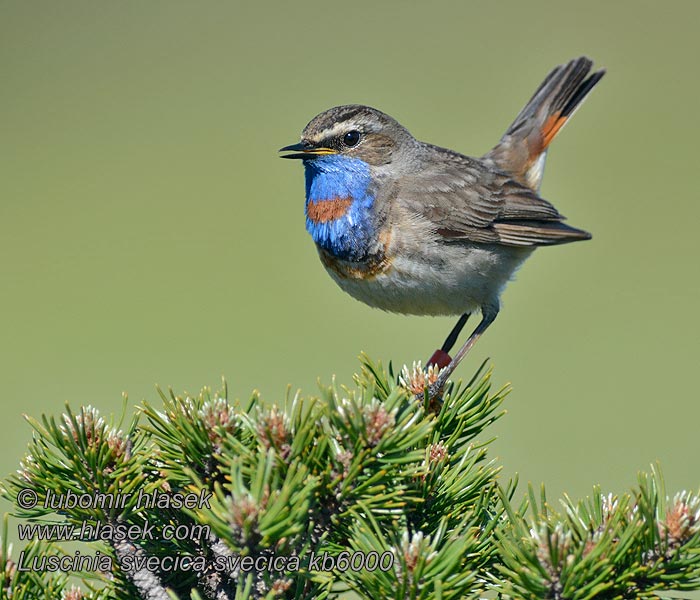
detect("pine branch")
(0, 356), (698, 599)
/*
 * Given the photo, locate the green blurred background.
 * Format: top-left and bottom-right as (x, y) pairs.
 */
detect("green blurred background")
(2, 0), (698, 574)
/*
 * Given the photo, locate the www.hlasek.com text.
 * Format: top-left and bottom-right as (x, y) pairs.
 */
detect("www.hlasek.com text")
(18, 519), (209, 543)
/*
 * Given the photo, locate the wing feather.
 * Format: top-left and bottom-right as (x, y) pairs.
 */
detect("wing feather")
(395, 144), (590, 247)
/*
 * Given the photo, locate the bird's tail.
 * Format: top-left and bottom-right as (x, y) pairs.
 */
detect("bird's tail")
(484, 57), (605, 191)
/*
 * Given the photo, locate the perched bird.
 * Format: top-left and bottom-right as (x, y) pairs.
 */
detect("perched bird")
(280, 57), (604, 398)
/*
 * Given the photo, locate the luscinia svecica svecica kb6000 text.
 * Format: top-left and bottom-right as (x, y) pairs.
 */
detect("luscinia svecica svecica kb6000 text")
(281, 57), (604, 399)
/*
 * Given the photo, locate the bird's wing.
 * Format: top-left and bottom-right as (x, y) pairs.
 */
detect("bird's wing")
(395, 146), (591, 247)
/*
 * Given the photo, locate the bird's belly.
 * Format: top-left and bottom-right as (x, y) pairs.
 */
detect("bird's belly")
(318, 242), (533, 316)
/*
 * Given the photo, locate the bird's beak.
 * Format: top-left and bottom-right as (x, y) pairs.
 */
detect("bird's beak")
(279, 141), (337, 159)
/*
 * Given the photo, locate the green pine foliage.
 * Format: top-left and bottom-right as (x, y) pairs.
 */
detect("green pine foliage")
(1, 356), (699, 599)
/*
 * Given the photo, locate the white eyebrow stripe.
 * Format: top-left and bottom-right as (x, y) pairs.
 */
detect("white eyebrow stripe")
(308, 119), (374, 144)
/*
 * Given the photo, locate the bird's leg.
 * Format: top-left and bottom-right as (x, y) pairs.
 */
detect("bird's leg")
(441, 313), (470, 354)
(428, 306), (498, 401)
(427, 313), (470, 369)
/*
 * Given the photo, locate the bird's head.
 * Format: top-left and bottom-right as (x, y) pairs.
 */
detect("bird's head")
(279, 105), (415, 168)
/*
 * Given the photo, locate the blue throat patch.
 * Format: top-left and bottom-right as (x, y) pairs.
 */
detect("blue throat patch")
(303, 155), (375, 262)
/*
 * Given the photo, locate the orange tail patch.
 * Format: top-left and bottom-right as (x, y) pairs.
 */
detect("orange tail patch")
(540, 112), (569, 150)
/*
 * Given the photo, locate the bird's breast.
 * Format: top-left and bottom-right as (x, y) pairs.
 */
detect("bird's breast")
(316, 226), (394, 281)
(316, 209), (535, 316)
(303, 156), (379, 262)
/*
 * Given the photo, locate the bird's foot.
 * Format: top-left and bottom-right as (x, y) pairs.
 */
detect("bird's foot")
(423, 349), (451, 408)
(426, 371), (448, 404)
(402, 352), (449, 410)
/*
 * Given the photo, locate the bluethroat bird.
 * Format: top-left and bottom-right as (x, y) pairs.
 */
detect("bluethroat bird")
(280, 57), (604, 399)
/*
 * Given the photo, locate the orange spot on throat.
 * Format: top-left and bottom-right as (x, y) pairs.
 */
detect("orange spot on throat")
(307, 197), (354, 223)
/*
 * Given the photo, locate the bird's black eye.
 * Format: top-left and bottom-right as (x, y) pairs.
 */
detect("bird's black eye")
(343, 130), (361, 147)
